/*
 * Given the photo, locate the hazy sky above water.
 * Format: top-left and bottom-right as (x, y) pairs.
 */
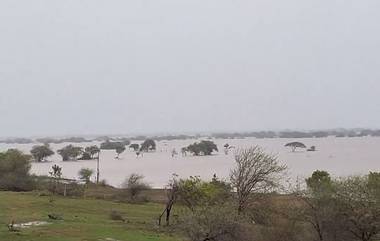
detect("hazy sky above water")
(0, 0), (380, 137)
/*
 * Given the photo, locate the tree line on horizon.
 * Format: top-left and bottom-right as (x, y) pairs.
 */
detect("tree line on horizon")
(1, 128), (380, 145)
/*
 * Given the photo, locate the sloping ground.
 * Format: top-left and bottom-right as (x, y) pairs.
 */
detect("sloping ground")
(0, 192), (180, 241)
(83, 184), (168, 203)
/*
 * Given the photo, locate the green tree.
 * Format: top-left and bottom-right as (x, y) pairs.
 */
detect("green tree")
(57, 145), (83, 161)
(306, 170), (333, 195)
(0, 149), (34, 191)
(334, 176), (380, 241)
(300, 170), (336, 241)
(30, 144), (54, 162)
(177, 176), (232, 212)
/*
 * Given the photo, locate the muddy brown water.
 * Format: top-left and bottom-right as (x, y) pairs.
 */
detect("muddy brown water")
(1, 137), (379, 188)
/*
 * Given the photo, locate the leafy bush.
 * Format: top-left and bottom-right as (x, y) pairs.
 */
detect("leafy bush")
(0, 149), (36, 191)
(122, 173), (151, 202)
(48, 213), (63, 220)
(177, 176), (232, 211)
(176, 204), (251, 241)
(78, 168), (94, 184)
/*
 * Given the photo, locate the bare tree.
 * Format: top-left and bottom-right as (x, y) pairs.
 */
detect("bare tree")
(158, 174), (180, 226)
(230, 146), (287, 214)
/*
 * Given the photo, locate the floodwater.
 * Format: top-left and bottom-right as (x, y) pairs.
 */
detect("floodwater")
(1, 137), (379, 188)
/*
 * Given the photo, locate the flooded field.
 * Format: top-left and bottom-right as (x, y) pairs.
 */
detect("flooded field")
(1, 137), (379, 188)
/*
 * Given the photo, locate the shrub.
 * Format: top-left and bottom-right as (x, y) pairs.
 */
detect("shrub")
(48, 213), (63, 220)
(0, 149), (36, 191)
(177, 176), (232, 211)
(109, 210), (125, 222)
(122, 173), (151, 202)
(176, 204), (252, 241)
(78, 168), (94, 184)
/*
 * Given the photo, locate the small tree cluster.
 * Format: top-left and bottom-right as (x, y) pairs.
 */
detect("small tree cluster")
(186, 140), (218, 156)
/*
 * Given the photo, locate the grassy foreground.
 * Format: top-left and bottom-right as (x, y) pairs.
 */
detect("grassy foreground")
(0, 192), (180, 241)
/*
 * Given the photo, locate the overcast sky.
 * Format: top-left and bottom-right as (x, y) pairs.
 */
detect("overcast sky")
(0, 0), (379, 137)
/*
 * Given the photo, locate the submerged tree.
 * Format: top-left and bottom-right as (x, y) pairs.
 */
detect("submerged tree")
(30, 144), (54, 162)
(115, 145), (126, 159)
(140, 139), (156, 152)
(307, 146), (316, 152)
(129, 143), (140, 152)
(84, 145), (100, 159)
(57, 145), (83, 161)
(285, 142), (307, 152)
(181, 147), (188, 157)
(100, 141), (125, 150)
(230, 146), (287, 214)
(186, 140), (218, 156)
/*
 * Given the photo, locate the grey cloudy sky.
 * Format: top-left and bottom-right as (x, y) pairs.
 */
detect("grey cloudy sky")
(0, 0), (379, 137)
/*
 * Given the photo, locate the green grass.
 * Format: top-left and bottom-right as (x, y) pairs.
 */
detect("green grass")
(0, 192), (181, 241)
